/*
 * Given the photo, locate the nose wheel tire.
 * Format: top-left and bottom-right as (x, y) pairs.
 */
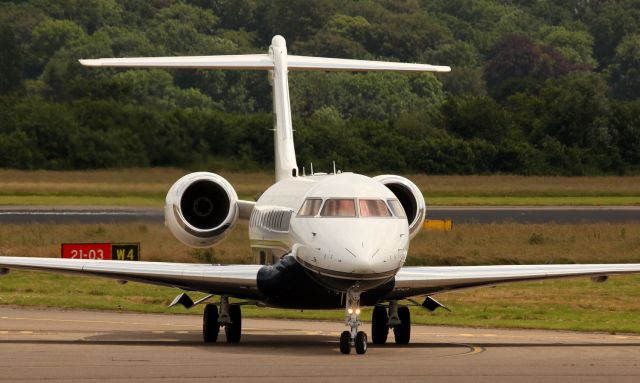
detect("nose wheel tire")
(203, 303), (219, 343)
(371, 305), (389, 344)
(340, 330), (352, 354)
(393, 306), (411, 344)
(355, 331), (368, 354)
(225, 304), (242, 343)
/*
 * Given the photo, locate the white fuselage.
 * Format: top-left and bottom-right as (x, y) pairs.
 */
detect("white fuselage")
(249, 172), (410, 292)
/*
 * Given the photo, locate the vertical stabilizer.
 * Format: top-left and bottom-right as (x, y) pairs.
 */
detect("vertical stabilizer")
(269, 36), (298, 182)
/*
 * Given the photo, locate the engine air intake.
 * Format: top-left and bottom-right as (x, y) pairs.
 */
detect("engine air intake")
(181, 180), (231, 230)
(373, 175), (426, 239)
(165, 172), (239, 247)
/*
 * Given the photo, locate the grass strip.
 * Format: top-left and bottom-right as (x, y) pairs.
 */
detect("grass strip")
(1, 271), (640, 333)
(2, 222), (640, 333)
(2, 169), (640, 207)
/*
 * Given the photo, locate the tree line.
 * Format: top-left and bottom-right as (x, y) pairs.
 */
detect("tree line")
(0, 0), (639, 175)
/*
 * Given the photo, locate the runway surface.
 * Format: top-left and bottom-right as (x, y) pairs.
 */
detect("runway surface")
(2, 206), (640, 224)
(0, 307), (639, 382)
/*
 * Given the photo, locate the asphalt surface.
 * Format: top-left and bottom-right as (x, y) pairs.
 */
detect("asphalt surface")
(2, 206), (640, 224)
(0, 307), (639, 382)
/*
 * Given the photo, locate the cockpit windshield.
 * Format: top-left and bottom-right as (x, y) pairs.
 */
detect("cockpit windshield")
(298, 198), (406, 218)
(320, 199), (356, 217)
(388, 199), (406, 218)
(297, 198), (403, 218)
(359, 199), (391, 217)
(298, 198), (322, 217)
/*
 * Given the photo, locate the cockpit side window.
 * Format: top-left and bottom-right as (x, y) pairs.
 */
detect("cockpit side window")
(298, 198), (323, 217)
(320, 199), (356, 217)
(359, 199), (392, 217)
(388, 199), (406, 218)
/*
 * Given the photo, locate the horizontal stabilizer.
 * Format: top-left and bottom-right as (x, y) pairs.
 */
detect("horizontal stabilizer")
(287, 55), (450, 72)
(80, 54), (450, 73)
(79, 54), (274, 70)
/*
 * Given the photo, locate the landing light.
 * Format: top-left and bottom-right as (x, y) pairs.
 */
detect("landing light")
(348, 308), (353, 314)
(355, 308), (361, 315)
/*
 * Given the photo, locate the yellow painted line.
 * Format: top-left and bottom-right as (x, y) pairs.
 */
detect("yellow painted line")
(469, 345), (484, 355)
(19, 331), (33, 334)
(0, 331), (8, 334)
(439, 343), (485, 358)
(415, 331), (640, 341)
(175, 331), (189, 334)
(0, 315), (193, 327)
(152, 331), (165, 334)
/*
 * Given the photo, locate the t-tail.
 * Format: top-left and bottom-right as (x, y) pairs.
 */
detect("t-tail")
(79, 35), (451, 182)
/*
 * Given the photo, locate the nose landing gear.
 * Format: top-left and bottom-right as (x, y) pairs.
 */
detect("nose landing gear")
(340, 289), (368, 354)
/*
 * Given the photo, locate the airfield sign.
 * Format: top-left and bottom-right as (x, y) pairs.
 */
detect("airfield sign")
(61, 243), (140, 261)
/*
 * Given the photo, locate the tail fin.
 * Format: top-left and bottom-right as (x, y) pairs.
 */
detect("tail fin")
(80, 35), (450, 182)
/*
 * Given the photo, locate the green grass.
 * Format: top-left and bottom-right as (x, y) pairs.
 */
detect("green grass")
(2, 168), (640, 206)
(0, 195), (162, 207)
(2, 221), (640, 333)
(2, 271), (640, 333)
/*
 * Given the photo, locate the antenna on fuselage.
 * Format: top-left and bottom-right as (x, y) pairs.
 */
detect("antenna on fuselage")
(332, 161), (336, 175)
(302, 166), (306, 176)
(310, 162), (314, 176)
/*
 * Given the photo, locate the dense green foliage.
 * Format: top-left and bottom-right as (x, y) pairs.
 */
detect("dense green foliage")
(0, 0), (639, 174)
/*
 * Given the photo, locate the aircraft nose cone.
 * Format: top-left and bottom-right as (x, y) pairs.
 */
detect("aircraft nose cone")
(343, 238), (388, 274)
(291, 217), (409, 278)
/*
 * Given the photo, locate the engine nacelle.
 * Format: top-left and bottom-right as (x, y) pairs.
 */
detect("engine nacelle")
(165, 172), (239, 247)
(373, 175), (426, 239)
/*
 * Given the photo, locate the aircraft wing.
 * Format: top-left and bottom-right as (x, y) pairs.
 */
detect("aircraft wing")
(387, 264), (640, 300)
(0, 257), (264, 300)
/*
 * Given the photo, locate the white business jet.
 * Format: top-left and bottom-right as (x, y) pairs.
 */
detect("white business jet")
(2, 36), (640, 355)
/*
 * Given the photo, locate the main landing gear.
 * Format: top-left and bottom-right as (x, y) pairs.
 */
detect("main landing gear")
(371, 300), (410, 345)
(203, 296), (242, 343)
(340, 289), (368, 354)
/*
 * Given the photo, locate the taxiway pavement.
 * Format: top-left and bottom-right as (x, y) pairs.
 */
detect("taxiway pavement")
(2, 205), (640, 224)
(0, 306), (639, 382)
